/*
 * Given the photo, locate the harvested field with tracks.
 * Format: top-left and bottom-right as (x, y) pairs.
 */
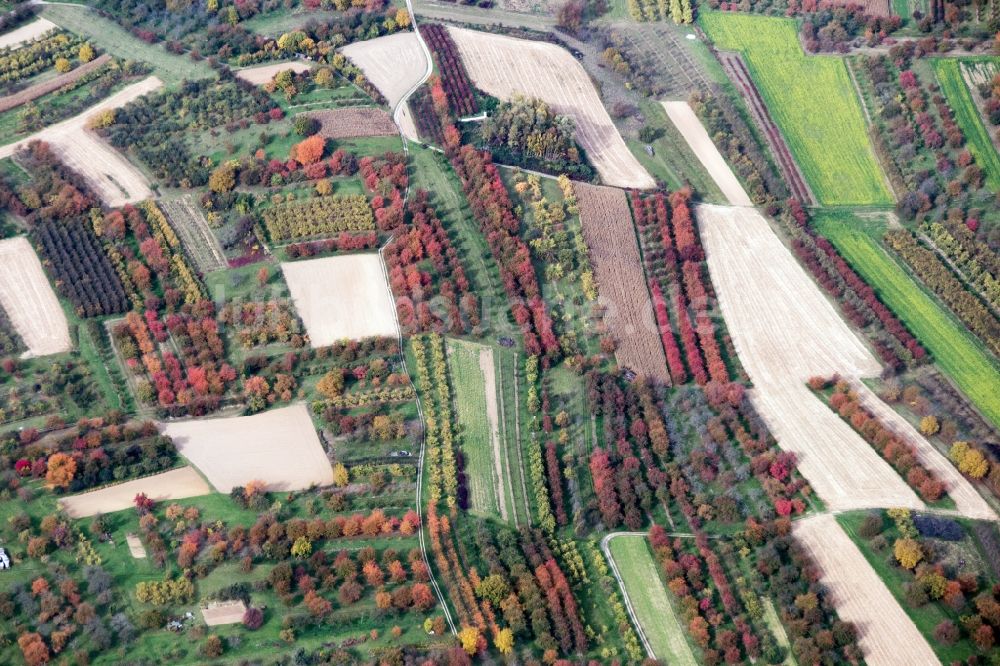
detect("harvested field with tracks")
(0, 17), (58, 50)
(697, 204), (923, 511)
(794, 514), (937, 666)
(59, 466), (211, 518)
(575, 183), (668, 382)
(0, 76), (162, 206)
(162, 403), (333, 493)
(0, 237), (70, 357)
(448, 26), (655, 189)
(341, 32), (427, 109)
(234, 60), (311, 85)
(159, 196), (227, 273)
(303, 107), (397, 139)
(281, 254), (399, 346)
(661, 102), (752, 206)
(717, 52), (815, 204)
(0, 53), (112, 113)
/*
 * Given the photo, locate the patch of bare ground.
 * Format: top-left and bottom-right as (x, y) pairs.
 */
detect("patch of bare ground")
(161, 403), (333, 493)
(661, 101), (752, 206)
(0, 77), (162, 206)
(0, 237), (71, 357)
(447, 26), (655, 189)
(697, 203), (923, 511)
(793, 514), (938, 666)
(575, 182), (669, 382)
(340, 32), (427, 109)
(59, 466), (211, 518)
(0, 18), (58, 50)
(125, 534), (146, 558)
(234, 60), (311, 85)
(201, 600), (247, 626)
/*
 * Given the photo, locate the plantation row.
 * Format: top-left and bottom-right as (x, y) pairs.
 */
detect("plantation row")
(412, 334), (459, 508)
(261, 194), (374, 242)
(419, 24), (478, 117)
(781, 201), (926, 371)
(923, 216), (1000, 312)
(885, 229), (1000, 357)
(633, 190), (730, 386)
(814, 377), (946, 502)
(627, 0), (693, 23)
(0, 31), (87, 89)
(385, 190), (479, 336)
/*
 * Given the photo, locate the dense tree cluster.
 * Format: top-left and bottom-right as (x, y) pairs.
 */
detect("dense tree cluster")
(261, 194), (374, 241)
(627, 0), (693, 24)
(0, 31), (87, 91)
(480, 96), (593, 179)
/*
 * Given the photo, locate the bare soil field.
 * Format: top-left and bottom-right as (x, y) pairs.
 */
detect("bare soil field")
(0, 237), (71, 357)
(447, 26), (655, 189)
(303, 107), (397, 139)
(0, 17), (58, 50)
(234, 60), (311, 85)
(0, 76), (162, 206)
(661, 101), (752, 206)
(202, 600), (247, 626)
(794, 514), (937, 666)
(158, 196), (227, 273)
(828, 0), (891, 15)
(59, 466), (212, 518)
(0, 53), (112, 113)
(851, 381), (995, 520)
(717, 53), (816, 205)
(697, 204), (923, 511)
(125, 534), (146, 558)
(161, 403), (333, 493)
(575, 183), (669, 382)
(281, 253), (399, 346)
(341, 32), (427, 109)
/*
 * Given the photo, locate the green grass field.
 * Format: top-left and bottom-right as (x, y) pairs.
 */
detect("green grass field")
(700, 12), (891, 206)
(445, 337), (504, 519)
(607, 535), (698, 665)
(40, 5), (214, 86)
(814, 212), (1000, 428)
(933, 59), (1000, 190)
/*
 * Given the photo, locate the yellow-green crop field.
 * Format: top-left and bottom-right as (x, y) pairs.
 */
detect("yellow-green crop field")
(700, 12), (891, 206)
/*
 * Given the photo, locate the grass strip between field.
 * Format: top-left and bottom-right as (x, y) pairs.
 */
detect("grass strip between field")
(700, 12), (891, 206)
(814, 213), (1000, 428)
(446, 337), (504, 520)
(932, 58), (1000, 190)
(607, 534), (698, 665)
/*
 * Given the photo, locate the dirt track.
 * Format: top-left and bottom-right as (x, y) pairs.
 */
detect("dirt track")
(161, 403), (334, 493)
(0, 237), (71, 357)
(794, 515), (938, 666)
(59, 466), (211, 518)
(0, 76), (162, 206)
(448, 26), (654, 189)
(281, 254), (399, 346)
(661, 101), (752, 206)
(697, 204), (923, 511)
(234, 60), (311, 85)
(341, 32), (427, 109)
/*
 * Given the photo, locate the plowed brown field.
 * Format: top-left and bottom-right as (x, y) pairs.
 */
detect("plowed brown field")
(576, 183), (668, 382)
(304, 107), (397, 139)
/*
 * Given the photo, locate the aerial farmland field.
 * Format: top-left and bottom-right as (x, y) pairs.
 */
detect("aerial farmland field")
(814, 212), (1000, 428)
(700, 12), (891, 205)
(933, 59), (1000, 189)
